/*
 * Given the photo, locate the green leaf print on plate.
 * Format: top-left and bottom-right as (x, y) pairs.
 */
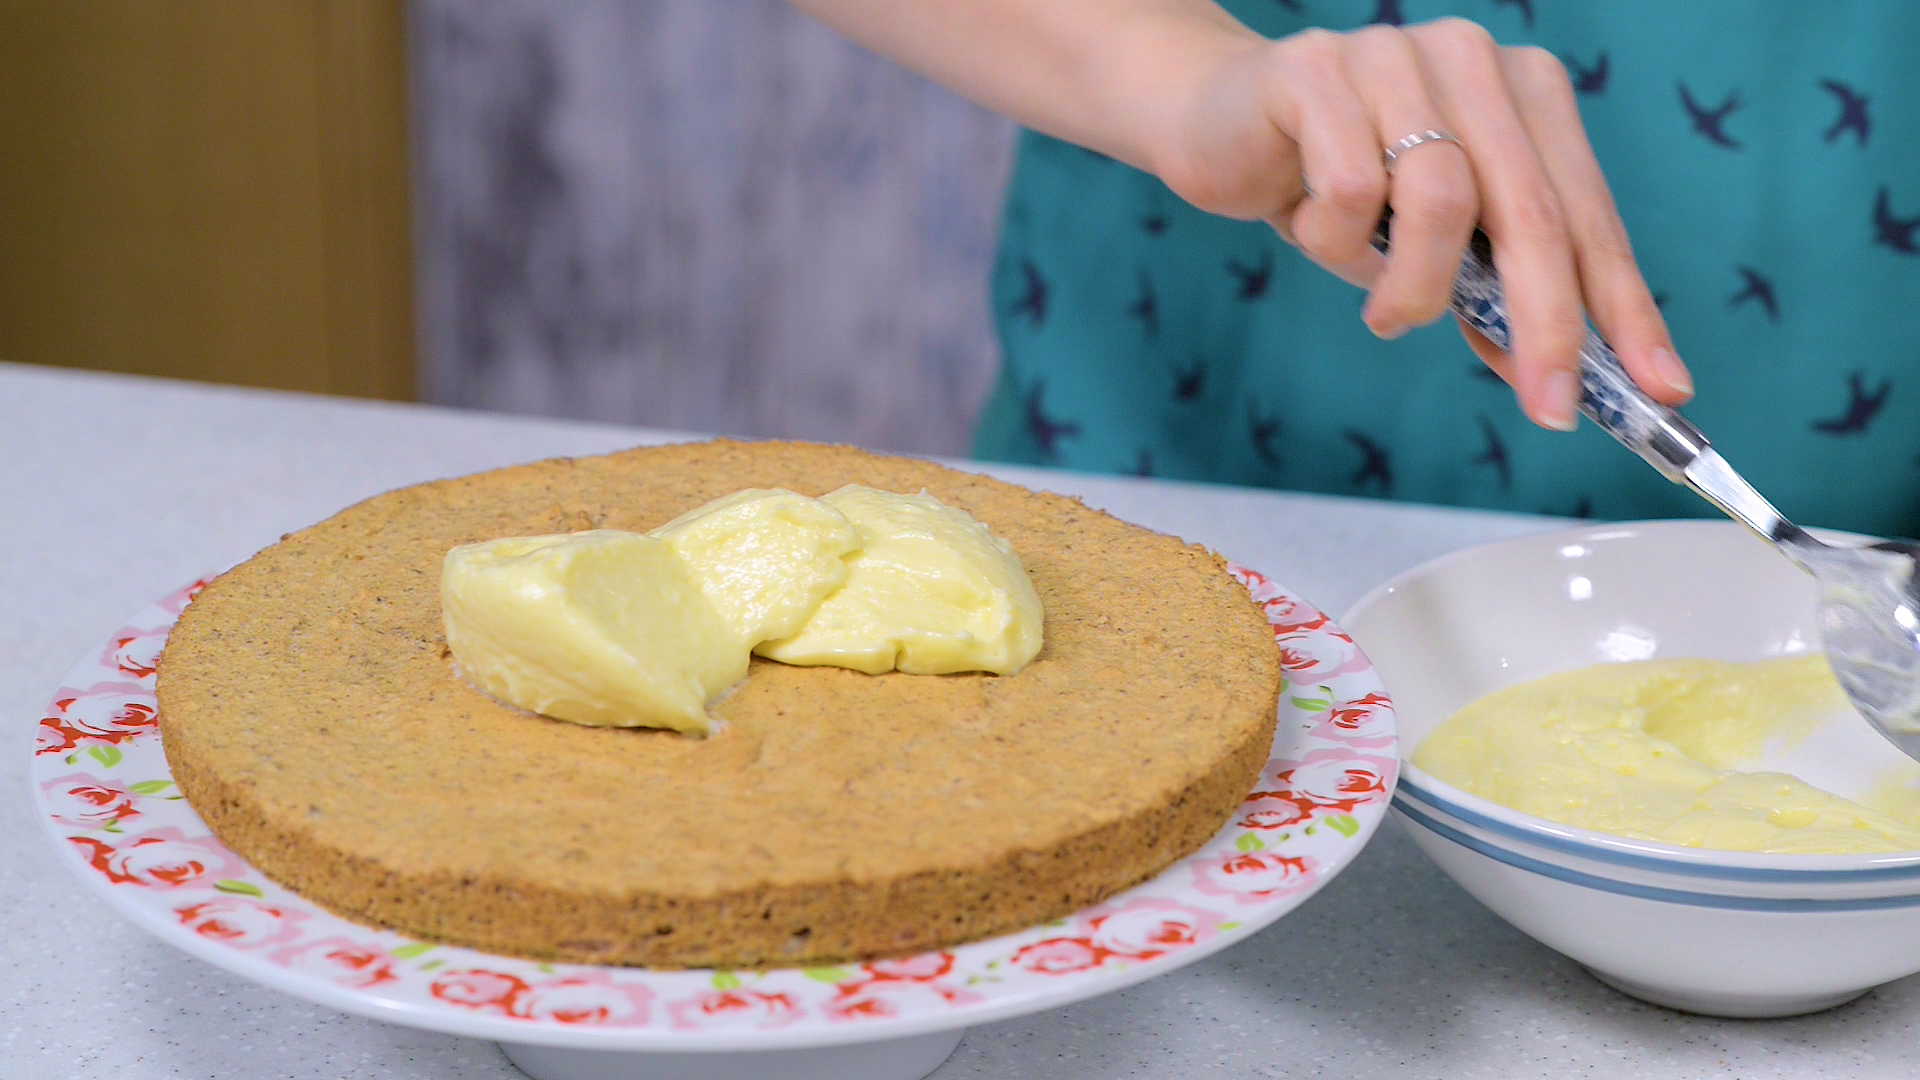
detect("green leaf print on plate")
(87, 745), (122, 768)
(128, 779), (173, 795)
(803, 967), (853, 984)
(711, 971), (743, 991)
(213, 879), (264, 897)
(389, 942), (436, 960)
(1324, 814), (1361, 838)
(1235, 833), (1265, 852)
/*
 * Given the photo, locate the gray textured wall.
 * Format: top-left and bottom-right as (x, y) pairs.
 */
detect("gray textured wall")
(408, 0), (1016, 456)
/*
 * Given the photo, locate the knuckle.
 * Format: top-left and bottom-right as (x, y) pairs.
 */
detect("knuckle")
(1421, 16), (1497, 56)
(1282, 27), (1343, 66)
(1318, 169), (1388, 214)
(1395, 182), (1479, 231)
(1501, 190), (1569, 245)
(1582, 217), (1637, 266)
(1508, 45), (1567, 82)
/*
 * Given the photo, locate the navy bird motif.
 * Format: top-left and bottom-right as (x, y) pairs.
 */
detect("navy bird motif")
(1227, 249), (1275, 300)
(1023, 381), (1080, 459)
(1369, 0), (1403, 25)
(1009, 258), (1048, 327)
(1874, 187), (1920, 255)
(1248, 402), (1282, 468)
(1172, 358), (1206, 401)
(1469, 364), (1505, 384)
(1564, 51), (1609, 95)
(1346, 430), (1392, 493)
(1652, 290), (1670, 309)
(1495, 0), (1535, 29)
(1571, 496), (1594, 520)
(1812, 371), (1892, 436)
(1128, 448), (1155, 477)
(1472, 413), (1511, 491)
(1820, 79), (1870, 147)
(1140, 211), (1168, 235)
(1273, 0), (1304, 11)
(1679, 82), (1742, 149)
(1125, 268), (1159, 339)
(1727, 266), (1778, 321)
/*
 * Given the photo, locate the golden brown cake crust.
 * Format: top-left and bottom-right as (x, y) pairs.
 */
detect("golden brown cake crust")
(156, 440), (1281, 968)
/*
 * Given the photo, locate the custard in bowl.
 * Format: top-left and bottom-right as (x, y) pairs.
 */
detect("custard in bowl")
(1342, 520), (1920, 1018)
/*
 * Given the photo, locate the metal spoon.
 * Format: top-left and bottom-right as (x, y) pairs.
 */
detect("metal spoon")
(1378, 222), (1920, 761)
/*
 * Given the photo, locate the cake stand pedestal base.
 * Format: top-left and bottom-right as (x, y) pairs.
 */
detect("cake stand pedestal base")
(499, 1028), (964, 1080)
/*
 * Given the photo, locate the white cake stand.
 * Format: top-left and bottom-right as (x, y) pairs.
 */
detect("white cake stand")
(32, 566), (1397, 1080)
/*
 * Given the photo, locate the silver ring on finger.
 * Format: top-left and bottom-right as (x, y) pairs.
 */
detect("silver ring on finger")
(1382, 129), (1464, 172)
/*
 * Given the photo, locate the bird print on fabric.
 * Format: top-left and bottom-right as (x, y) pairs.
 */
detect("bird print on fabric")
(1010, 259), (1049, 327)
(1369, 0), (1403, 25)
(1874, 187), (1920, 255)
(1679, 82), (1743, 149)
(1272, 0), (1304, 12)
(1564, 51), (1609, 95)
(1812, 372), (1892, 436)
(1248, 402), (1282, 468)
(1128, 448), (1155, 477)
(1471, 414), (1512, 491)
(1126, 268), (1160, 339)
(1227, 250), (1275, 300)
(1172, 358), (1206, 401)
(1820, 79), (1871, 147)
(1022, 381), (1080, 459)
(1494, 0), (1535, 29)
(1346, 430), (1392, 493)
(1728, 266), (1778, 320)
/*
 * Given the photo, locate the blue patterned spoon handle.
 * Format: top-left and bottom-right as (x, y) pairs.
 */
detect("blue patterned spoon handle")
(1373, 221), (1710, 483)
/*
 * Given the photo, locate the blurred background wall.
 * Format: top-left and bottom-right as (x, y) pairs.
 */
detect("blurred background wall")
(0, 0), (1015, 458)
(0, 0), (416, 401)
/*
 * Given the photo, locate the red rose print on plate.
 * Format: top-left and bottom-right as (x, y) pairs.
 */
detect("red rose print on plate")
(432, 969), (531, 1012)
(1193, 851), (1315, 904)
(1274, 626), (1358, 678)
(824, 978), (976, 1021)
(70, 827), (243, 889)
(1010, 937), (1105, 975)
(1284, 750), (1396, 811)
(1086, 898), (1222, 960)
(41, 773), (140, 828)
(269, 937), (400, 990)
(175, 897), (307, 950)
(863, 952), (954, 983)
(37, 690), (158, 754)
(1305, 691), (1396, 748)
(666, 990), (801, 1031)
(103, 629), (167, 680)
(506, 974), (653, 1026)
(1239, 790), (1316, 830)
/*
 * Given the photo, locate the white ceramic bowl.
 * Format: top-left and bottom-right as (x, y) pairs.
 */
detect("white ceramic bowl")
(1342, 520), (1920, 1018)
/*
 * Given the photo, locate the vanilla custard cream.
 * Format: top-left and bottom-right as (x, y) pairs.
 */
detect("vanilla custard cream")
(442, 486), (1044, 734)
(1413, 656), (1920, 854)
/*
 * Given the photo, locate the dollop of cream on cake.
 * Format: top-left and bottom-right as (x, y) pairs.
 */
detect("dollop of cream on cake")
(442, 486), (1044, 734)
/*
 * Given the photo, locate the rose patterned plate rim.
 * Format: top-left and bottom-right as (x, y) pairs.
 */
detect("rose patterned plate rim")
(31, 564), (1397, 1052)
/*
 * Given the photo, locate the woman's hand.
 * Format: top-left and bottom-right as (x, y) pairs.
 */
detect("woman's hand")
(793, 2), (1689, 430)
(1150, 18), (1690, 430)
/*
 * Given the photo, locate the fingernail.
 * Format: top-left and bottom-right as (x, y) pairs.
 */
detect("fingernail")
(1369, 319), (1409, 341)
(1538, 370), (1581, 431)
(1648, 347), (1693, 397)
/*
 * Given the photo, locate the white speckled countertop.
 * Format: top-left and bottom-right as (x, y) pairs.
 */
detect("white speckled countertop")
(4, 361), (1915, 1079)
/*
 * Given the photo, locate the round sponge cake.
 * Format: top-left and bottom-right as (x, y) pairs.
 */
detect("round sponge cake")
(156, 440), (1281, 968)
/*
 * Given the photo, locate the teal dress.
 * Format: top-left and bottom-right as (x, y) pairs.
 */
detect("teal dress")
(973, 0), (1920, 537)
